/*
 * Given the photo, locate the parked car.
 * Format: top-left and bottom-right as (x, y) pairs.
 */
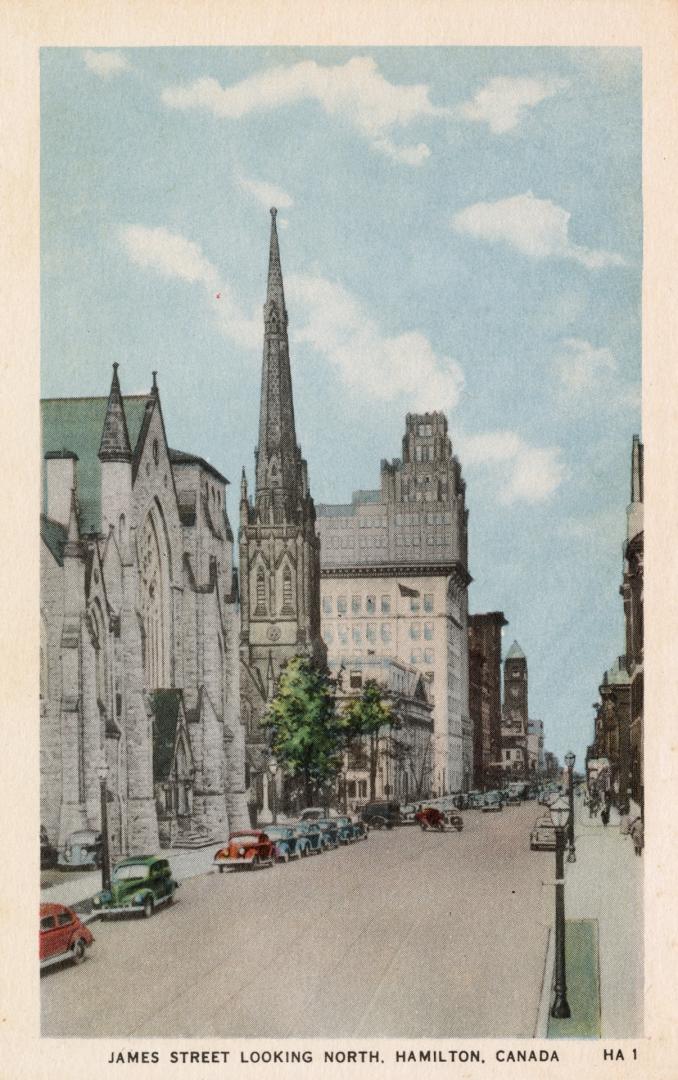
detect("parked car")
(330, 816), (356, 844)
(92, 855), (179, 916)
(359, 801), (400, 829)
(264, 825), (300, 862)
(530, 816), (557, 851)
(482, 792), (503, 812)
(293, 822), (324, 855)
(467, 791), (485, 809)
(40, 826), (58, 870)
(399, 803), (419, 824)
(316, 819), (340, 849)
(213, 831), (275, 871)
(451, 793), (470, 811)
(298, 807), (341, 822)
(350, 817), (369, 841)
(58, 829), (102, 870)
(40, 903), (94, 970)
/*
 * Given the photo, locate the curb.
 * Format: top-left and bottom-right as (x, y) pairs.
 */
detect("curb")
(535, 926), (554, 1037)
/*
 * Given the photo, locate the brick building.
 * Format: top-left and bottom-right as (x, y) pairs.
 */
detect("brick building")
(41, 368), (247, 857)
(468, 612), (507, 789)
(501, 641), (529, 779)
(316, 413), (472, 794)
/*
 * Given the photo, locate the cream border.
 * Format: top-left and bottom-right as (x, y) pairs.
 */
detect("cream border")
(1, 3), (676, 1078)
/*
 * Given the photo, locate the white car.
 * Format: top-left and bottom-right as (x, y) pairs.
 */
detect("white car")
(298, 807), (342, 822)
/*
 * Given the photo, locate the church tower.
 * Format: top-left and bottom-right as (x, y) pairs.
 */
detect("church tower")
(239, 210), (326, 777)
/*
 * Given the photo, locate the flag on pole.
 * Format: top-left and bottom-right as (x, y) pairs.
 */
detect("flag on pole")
(398, 583), (420, 598)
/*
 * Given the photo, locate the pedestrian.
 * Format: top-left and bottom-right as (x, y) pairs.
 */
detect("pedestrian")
(601, 804), (610, 827)
(630, 816), (644, 856)
(619, 804), (632, 835)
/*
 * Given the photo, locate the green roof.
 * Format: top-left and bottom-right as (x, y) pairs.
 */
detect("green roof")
(505, 640), (526, 661)
(41, 396), (149, 534)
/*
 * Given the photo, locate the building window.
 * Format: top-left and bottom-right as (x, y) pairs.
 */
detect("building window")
(366, 624), (376, 643)
(281, 566), (294, 615)
(381, 624), (392, 643)
(348, 780), (357, 799)
(339, 626), (348, 645)
(424, 593), (433, 612)
(358, 779), (368, 799)
(255, 566), (266, 612)
(322, 595), (332, 615)
(411, 650), (422, 664)
(337, 595), (347, 615)
(366, 595), (376, 614)
(424, 622), (433, 641)
(424, 648), (434, 664)
(381, 595), (391, 614)
(410, 596), (420, 613)
(352, 626), (361, 644)
(352, 596), (362, 615)
(410, 624), (421, 640)
(350, 670), (362, 689)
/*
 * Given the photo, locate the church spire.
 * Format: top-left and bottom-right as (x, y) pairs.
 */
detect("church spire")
(631, 434), (643, 504)
(99, 363), (132, 463)
(255, 209), (304, 521)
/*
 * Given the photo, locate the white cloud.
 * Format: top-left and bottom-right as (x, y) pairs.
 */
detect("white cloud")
(288, 273), (464, 411)
(553, 337), (640, 411)
(83, 50), (129, 78)
(461, 430), (565, 504)
(457, 76), (568, 134)
(238, 174), (293, 210)
(452, 192), (625, 269)
(119, 225), (259, 349)
(162, 57), (444, 166)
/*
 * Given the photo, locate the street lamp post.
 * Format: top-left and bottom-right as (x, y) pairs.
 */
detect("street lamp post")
(269, 757), (278, 826)
(97, 764), (111, 893)
(564, 751), (576, 863)
(549, 795), (571, 1019)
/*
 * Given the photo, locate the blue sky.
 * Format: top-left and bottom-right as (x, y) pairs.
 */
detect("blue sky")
(41, 47), (641, 765)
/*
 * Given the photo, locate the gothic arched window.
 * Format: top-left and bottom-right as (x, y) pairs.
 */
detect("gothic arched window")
(140, 509), (170, 690)
(281, 564), (294, 616)
(254, 565), (267, 616)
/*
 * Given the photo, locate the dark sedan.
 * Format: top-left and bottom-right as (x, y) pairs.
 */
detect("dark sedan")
(264, 825), (301, 862)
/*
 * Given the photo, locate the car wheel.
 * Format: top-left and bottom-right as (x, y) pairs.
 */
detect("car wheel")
(252, 856), (260, 869)
(71, 938), (86, 964)
(143, 897), (154, 919)
(456, 824), (463, 832)
(280, 851), (290, 864)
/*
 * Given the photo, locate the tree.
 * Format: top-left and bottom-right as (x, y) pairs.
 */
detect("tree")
(262, 656), (340, 806)
(340, 680), (393, 801)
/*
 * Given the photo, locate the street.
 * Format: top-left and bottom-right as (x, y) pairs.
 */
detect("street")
(42, 803), (554, 1038)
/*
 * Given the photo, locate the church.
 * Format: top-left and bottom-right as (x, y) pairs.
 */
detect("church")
(40, 367), (248, 857)
(239, 209), (326, 814)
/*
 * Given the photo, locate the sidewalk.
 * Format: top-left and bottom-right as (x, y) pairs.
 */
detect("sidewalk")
(40, 843), (223, 913)
(542, 797), (643, 1038)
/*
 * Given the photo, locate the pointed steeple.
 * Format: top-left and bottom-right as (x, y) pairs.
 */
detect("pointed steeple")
(99, 363), (132, 463)
(505, 640), (525, 661)
(255, 209), (305, 522)
(631, 434), (643, 505)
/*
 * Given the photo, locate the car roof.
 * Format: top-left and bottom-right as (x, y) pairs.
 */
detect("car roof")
(40, 902), (73, 917)
(114, 855), (163, 866)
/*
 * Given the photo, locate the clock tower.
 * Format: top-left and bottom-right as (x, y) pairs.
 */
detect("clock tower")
(239, 210), (326, 791)
(501, 640), (529, 779)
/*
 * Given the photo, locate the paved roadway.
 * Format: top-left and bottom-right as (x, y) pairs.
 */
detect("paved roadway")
(42, 802), (554, 1038)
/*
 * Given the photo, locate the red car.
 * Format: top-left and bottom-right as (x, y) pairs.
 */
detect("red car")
(40, 903), (94, 970)
(213, 830), (275, 872)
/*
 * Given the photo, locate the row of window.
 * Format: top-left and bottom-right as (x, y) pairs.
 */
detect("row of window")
(323, 622), (434, 645)
(323, 594), (435, 616)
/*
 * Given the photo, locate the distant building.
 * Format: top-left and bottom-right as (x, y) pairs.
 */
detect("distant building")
(317, 412), (472, 793)
(591, 659), (631, 796)
(468, 612), (507, 789)
(501, 641), (529, 779)
(543, 751), (560, 781)
(239, 210), (326, 816)
(621, 435), (643, 808)
(527, 718), (545, 775)
(332, 657), (434, 808)
(41, 368), (246, 857)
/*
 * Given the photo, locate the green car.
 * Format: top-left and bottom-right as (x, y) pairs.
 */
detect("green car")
(92, 855), (179, 918)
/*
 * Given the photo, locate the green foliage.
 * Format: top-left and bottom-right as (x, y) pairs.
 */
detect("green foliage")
(340, 679), (392, 740)
(262, 656), (341, 788)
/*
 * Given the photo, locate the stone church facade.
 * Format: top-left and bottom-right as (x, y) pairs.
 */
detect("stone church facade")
(239, 209), (326, 810)
(41, 367), (248, 858)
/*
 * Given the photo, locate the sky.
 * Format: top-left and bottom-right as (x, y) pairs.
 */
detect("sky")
(41, 47), (642, 766)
